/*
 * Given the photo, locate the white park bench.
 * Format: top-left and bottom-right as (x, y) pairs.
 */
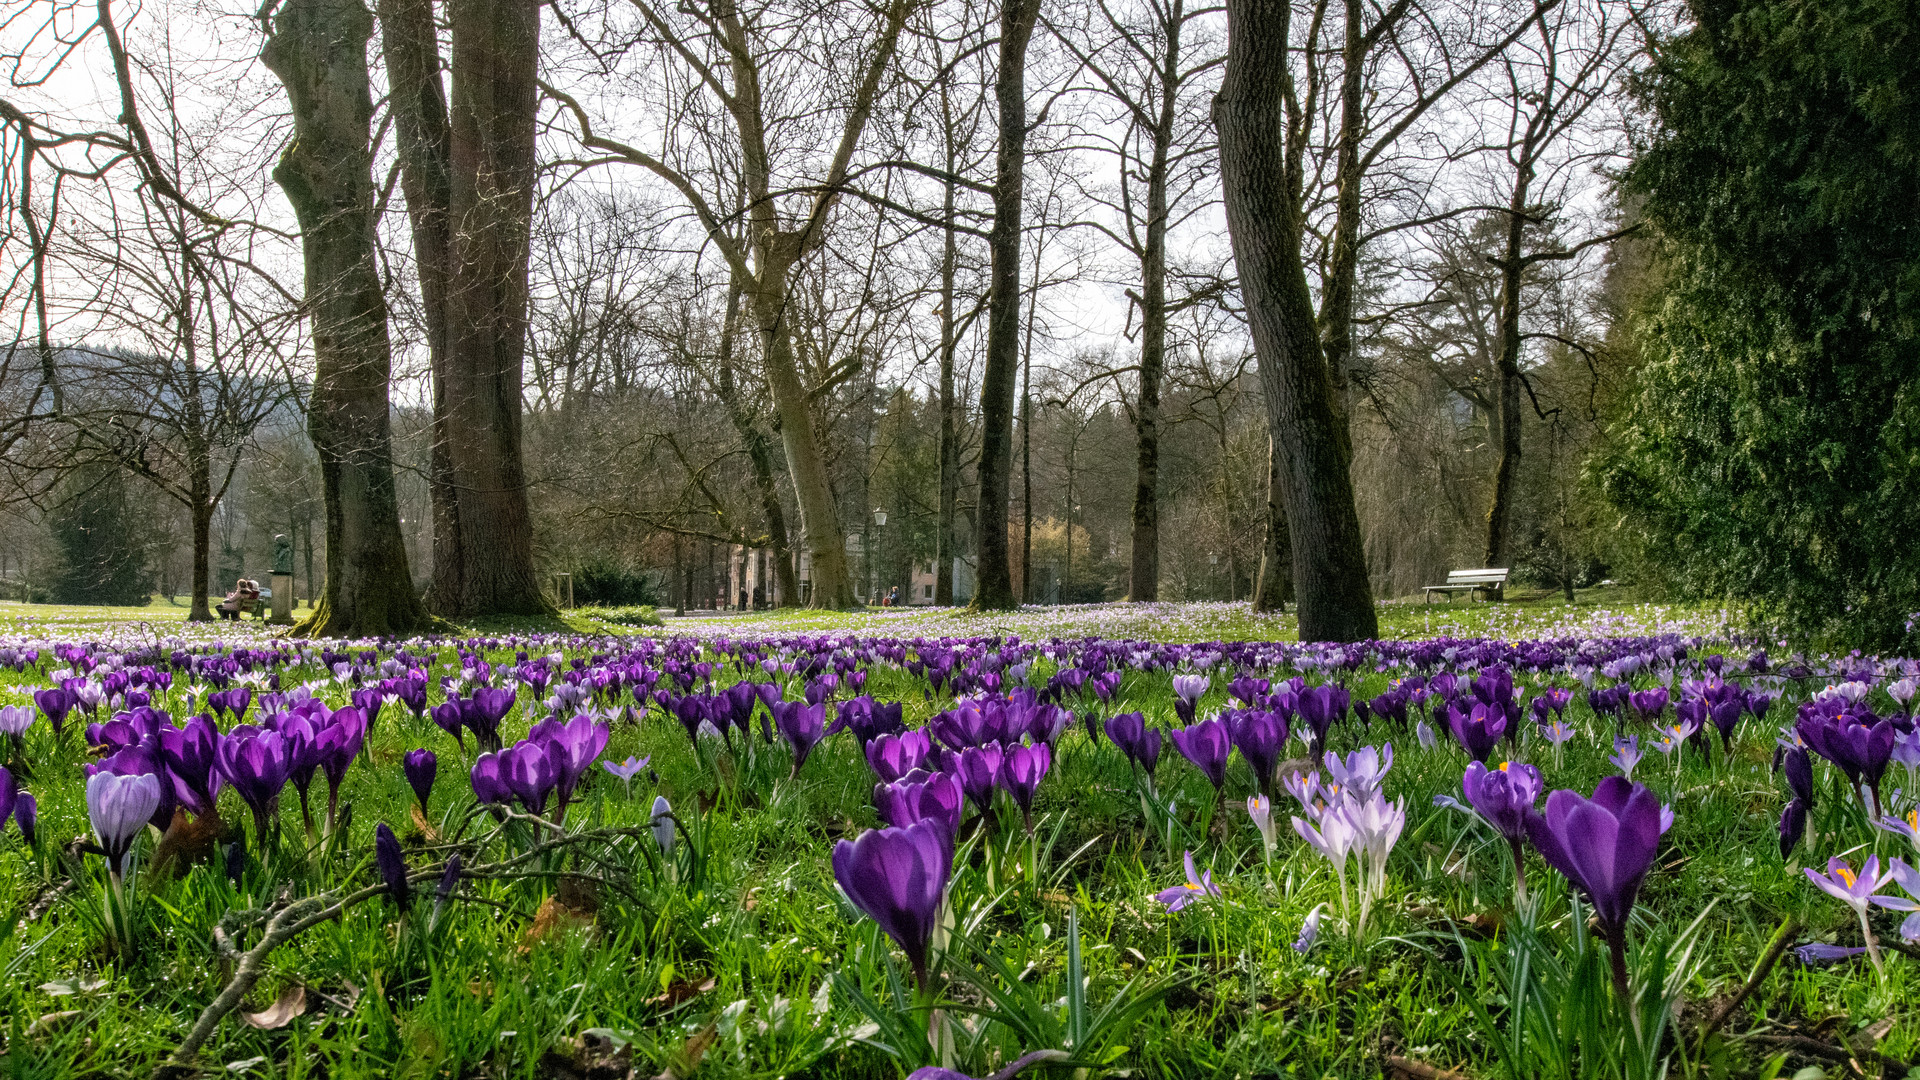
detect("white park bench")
(1423, 568), (1509, 603)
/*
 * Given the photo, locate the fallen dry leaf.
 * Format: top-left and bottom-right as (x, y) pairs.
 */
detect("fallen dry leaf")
(521, 895), (596, 951)
(242, 985), (306, 1030)
(646, 977), (716, 1009)
(652, 1022), (717, 1080)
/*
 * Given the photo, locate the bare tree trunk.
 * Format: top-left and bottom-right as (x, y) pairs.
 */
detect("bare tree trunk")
(189, 495), (213, 621)
(935, 167), (960, 606)
(716, 281), (798, 605)
(1251, 434), (1292, 611)
(377, 0), (466, 612)
(1483, 156), (1534, 590)
(973, 0), (1042, 612)
(441, 0), (548, 616)
(751, 279), (854, 608)
(1215, 0), (1377, 641)
(1127, 3), (1183, 604)
(1314, 0), (1366, 436)
(261, 0), (429, 637)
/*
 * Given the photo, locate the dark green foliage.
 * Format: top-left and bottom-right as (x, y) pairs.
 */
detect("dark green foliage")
(570, 558), (662, 607)
(1605, 0), (1920, 648)
(48, 467), (154, 606)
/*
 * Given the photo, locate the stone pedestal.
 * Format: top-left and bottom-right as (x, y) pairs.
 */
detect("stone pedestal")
(269, 573), (295, 625)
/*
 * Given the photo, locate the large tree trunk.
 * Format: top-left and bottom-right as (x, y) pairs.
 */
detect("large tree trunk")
(377, 0), (466, 612)
(1215, 0), (1377, 642)
(439, 0), (548, 616)
(972, 0), (1041, 612)
(262, 0), (429, 638)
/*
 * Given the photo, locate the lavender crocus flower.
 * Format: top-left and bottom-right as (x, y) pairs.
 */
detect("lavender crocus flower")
(832, 819), (952, 987)
(1171, 674), (1208, 724)
(1153, 850), (1220, 912)
(1324, 744), (1393, 802)
(87, 770), (162, 877)
(601, 755), (650, 799)
(651, 795), (675, 855)
(1796, 943), (1869, 965)
(1804, 855), (1915, 976)
(1247, 794), (1277, 862)
(1609, 734), (1642, 781)
(1294, 903), (1326, 953)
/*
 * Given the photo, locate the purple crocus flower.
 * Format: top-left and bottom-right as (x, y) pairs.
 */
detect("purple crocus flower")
(1796, 943), (1869, 966)
(772, 700), (827, 777)
(34, 686), (75, 736)
(1000, 742), (1051, 830)
(404, 749), (437, 812)
(216, 726), (291, 846)
(460, 687), (517, 753)
(429, 702), (466, 751)
(86, 770), (162, 877)
(1170, 718), (1232, 791)
(1446, 702), (1507, 764)
(1461, 761), (1543, 895)
(1627, 687), (1670, 722)
(946, 742), (1005, 814)
(1104, 712), (1162, 775)
(1778, 799), (1807, 858)
(471, 752), (510, 805)
(1524, 777), (1670, 999)
(831, 819), (952, 987)
(531, 714), (610, 817)
(1296, 685), (1349, 757)
(0, 766), (14, 824)
(159, 714), (223, 818)
(874, 771), (965, 837)
(375, 822), (411, 910)
(1153, 850), (1220, 912)
(317, 707), (368, 830)
(1228, 710), (1288, 796)
(867, 729), (933, 783)
(500, 737), (559, 816)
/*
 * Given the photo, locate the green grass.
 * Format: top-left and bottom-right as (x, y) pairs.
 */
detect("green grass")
(0, 609), (1902, 1080)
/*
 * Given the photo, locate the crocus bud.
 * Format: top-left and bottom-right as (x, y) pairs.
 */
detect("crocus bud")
(651, 795), (674, 855)
(375, 823), (410, 910)
(14, 791), (36, 847)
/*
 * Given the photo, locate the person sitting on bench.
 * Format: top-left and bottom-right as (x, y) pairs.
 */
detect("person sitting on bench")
(217, 578), (259, 621)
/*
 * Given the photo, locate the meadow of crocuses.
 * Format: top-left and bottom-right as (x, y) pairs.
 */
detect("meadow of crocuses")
(0, 617), (1915, 1079)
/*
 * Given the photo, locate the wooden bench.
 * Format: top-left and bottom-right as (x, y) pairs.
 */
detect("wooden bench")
(1423, 568), (1509, 603)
